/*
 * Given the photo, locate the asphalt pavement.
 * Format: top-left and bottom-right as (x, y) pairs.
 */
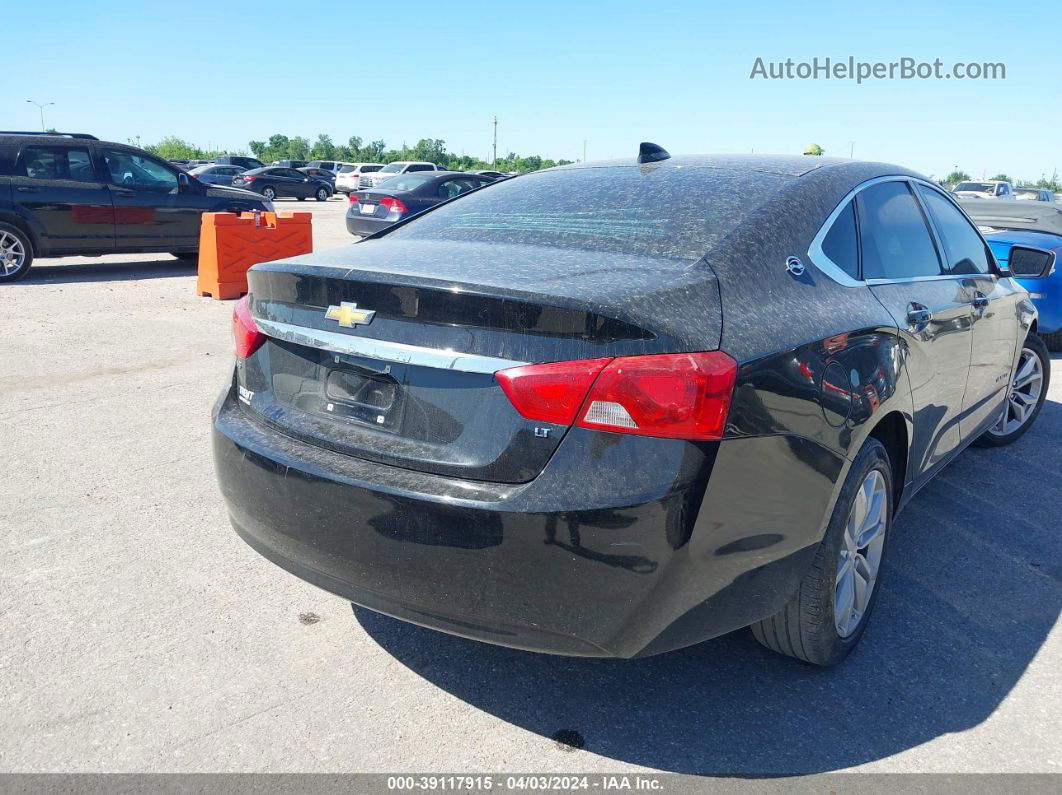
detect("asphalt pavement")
(1, 196), (1059, 775)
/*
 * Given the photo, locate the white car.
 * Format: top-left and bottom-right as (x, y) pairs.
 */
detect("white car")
(335, 163), (386, 194)
(952, 180), (1015, 200)
(358, 161), (441, 189)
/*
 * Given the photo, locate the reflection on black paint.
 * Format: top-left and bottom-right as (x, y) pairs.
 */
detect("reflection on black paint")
(369, 496), (504, 549)
(543, 511), (658, 574)
(713, 533), (785, 555)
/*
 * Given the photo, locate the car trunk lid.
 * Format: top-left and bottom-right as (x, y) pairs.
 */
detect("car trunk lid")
(239, 238), (721, 483)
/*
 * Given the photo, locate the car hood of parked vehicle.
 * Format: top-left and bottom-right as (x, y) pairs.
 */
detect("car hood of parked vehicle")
(959, 197), (1062, 237)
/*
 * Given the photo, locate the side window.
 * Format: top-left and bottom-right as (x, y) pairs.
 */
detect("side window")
(820, 200), (860, 279)
(856, 181), (943, 280)
(16, 146), (96, 182)
(916, 185), (992, 274)
(408, 164), (433, 172)
(437, 178), (477, 199)
(364, 165), (382, 173)
(102, 150), (178, 192)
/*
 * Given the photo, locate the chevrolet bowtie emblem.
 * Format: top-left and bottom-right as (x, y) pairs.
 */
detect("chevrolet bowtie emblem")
(325, 302), (376, 328)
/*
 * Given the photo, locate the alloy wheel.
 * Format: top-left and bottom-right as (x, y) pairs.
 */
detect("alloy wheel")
(835, 469), (888, 638)
(0, 230), (26, 276)
(990, 347), (1044, 436)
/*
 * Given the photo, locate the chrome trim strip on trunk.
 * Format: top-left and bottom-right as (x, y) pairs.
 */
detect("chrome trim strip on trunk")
(253, 318), (529, 374)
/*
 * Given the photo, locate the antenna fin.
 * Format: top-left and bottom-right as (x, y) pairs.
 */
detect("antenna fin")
(637, 142), (670, 164)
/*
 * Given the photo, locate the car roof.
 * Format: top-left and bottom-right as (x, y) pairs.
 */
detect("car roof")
(0, 131), (99, 143)
(552, 153), (885, 178)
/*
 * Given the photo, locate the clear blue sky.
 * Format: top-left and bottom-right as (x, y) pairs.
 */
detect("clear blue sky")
(6, 0), (1060, 180)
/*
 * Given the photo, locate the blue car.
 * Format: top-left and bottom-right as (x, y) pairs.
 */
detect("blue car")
(960, 198), (1062, 350)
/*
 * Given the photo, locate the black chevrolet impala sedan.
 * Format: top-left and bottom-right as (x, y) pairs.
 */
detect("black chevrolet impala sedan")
(212, 147), (1052, 665)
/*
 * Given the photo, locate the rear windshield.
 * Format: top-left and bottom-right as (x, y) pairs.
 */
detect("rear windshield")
(338, 165), (356, 173)
(373, 175), (431, 192)
(387, 166), (791, 260)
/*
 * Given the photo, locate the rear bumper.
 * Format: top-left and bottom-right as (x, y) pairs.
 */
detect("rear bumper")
(213, 385), (839, 657)
(345, 213), (395, 237)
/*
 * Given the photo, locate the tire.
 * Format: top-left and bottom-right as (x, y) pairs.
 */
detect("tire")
(315, 187), (330, 202)
(751, 437), (893, 666)
(0, 223), (34, 283)
(171, 252), (198, 261)
(296, 196), (306, 201)
(261, 187), (277, 201)
(1040, 329), (1062, 352)
(973, 333), (1050, 448)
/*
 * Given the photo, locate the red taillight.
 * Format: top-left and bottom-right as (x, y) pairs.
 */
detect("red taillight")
(232, 295), (266, 359)
(348, 194), (359, 204)
(496, 359), (611, 425)
(496, 352), (737, 440)
(240, 175), (255, 182)
(380, 197), (408, 214)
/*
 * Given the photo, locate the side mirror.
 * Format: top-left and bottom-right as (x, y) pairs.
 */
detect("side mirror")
(1007, 245), (1056, 279)
(178, 172), (192, 193)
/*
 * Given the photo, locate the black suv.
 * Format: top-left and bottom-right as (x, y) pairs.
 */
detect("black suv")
(0, 132), (273, 282)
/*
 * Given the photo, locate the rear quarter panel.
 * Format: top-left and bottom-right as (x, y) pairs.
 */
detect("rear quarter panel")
(708, 162), (919, 518)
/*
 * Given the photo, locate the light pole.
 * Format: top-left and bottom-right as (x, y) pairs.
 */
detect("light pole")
(26, 100), (54, 131)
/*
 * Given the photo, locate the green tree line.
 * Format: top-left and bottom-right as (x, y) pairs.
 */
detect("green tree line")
(143, 136), (1062, 188)
(145, 133), (573, 173)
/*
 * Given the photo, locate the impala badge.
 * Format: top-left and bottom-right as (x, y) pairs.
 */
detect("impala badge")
(325, 302), (376, 328)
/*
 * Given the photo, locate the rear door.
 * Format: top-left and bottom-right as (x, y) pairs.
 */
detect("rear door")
(859, 179), (976, 478)
(100, 148), (201, 250)
(10, 142), (114, 254)
(916, 183), (1022, 437)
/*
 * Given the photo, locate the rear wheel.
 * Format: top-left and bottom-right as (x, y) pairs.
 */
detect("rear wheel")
(751, 438), (892, 666)
(973, 334), (1050, 447)
(0, 223), (33, 283)
(315, 187), (330, 201)
(261, 186), (277, 201)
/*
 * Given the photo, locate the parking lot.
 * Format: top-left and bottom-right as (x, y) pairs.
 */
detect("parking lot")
(1, 196), (1060, 775)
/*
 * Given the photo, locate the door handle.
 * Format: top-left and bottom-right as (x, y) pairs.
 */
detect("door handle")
(16, 186), (40, 193)
(112, 188), (135, 197)
(972, 292), (989, 313)
(906, 304), (933, 327)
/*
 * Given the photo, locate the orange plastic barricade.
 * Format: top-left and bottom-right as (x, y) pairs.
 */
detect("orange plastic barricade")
(196, 211), (313, 299)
